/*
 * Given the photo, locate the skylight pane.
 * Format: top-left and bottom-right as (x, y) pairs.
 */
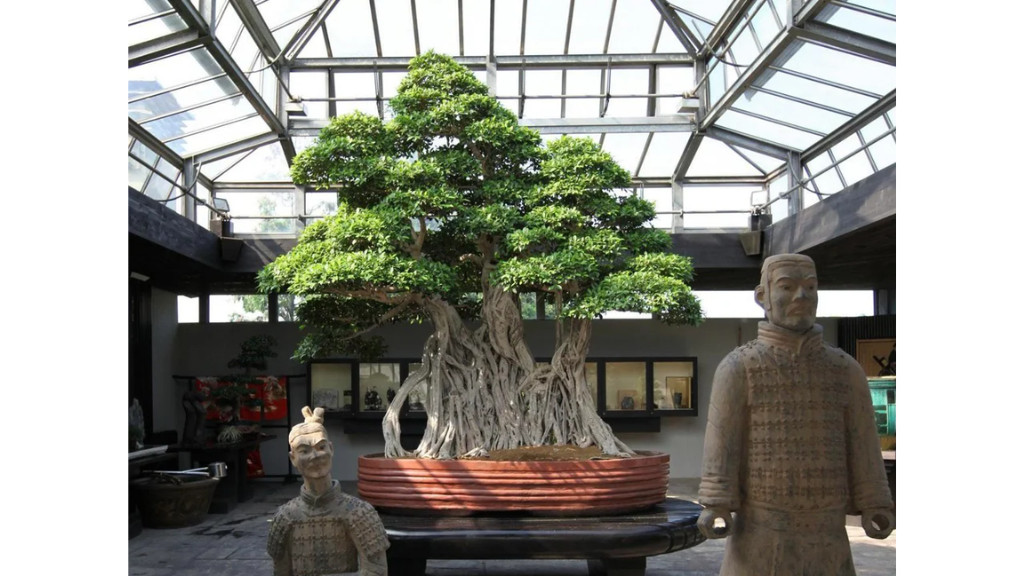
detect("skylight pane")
(324, 0), (377, 57)
(271, 21), (306, 54)
(639, 186), (673, 228)
(717, 110), (819, 150)
(601, 133), (649, 173)
(524, 0), (570, 55)
(862, 116), (896, 168)
(607, 68), (649, 116)
(213, 2), (246, 54)
(129, 13), (188, 46)
(728, 145), (784, 175)
(671, 0), (732, 23)
(750, 0), (784, 47)
(217, 143), (290, 181)
(689, 138), (765, 177)
(607, 0), (661, 53)
(523, 97), (563, 118)
(820, 5), (896, 44)
(805, 156), (844, 195)
(261, 0), (322, 45)
(128, 156), (152, 192)
(655, 21), (686, 54)
(605, 97), (647, 117)
(179, 116), (270, 156)
(760, 71), (874, 115)
(564, 97), (601, 118)
(525, 70), (564, 96)
(836, 151), (874, 187)
(297, 27), (328, 58)
(376, 0), (417, 56)
(418, 0), (462, 56)
(783, 41), (894, 98)
(682, 185), (758, 229)
(493, 0), (525, 56)
(130, 0), (172, 21)
(725, 27), (760, 68)
(657, 66), (693, 113)
(733, 90), (848, 135)
(568, 0), (611, 54)
(462, 0), (491, 56)
(497, 70), (519, 100)
(638, 133), (689, 178)
(290, 71), (328, 119)
(306, 192), (338, 216)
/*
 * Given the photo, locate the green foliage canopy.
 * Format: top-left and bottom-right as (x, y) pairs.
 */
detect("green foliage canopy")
(260, 52), (701, 361)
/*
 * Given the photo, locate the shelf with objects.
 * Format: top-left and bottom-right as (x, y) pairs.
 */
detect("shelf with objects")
(309, 356), (697, 435)
(172, 372), (305, 511)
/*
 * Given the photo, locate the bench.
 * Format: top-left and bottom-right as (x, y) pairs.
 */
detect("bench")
(379, 497), (706, 576)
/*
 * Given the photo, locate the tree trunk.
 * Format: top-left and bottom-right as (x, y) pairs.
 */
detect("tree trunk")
(382, 293), (633, 459)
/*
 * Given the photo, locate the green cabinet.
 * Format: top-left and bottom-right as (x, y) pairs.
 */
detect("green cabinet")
(868, 377), (896, 436)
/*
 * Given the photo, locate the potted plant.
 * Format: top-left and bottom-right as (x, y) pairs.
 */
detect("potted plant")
(259, 53), (703, 514)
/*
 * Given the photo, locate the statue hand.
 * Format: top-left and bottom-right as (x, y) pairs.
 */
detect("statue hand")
(861, 508), (895, 539)
(697, 507), (734, 539)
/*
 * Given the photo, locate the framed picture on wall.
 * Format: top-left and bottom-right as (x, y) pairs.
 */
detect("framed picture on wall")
(856, 338), (896, 378)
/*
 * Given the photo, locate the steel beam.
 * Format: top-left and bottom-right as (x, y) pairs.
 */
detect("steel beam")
(699, 25), (796, 130)
(792, 0), (831, 26)
(794, 21), (895, 66)
(290, 115), (695, 135)
(230, 0), (282, 63)
(706, 125), (795, 158)
(673, 130), (702, 182)
(802, 90), (894, 161)
(282, 0), (342, 60)
(293, 53), (693, 72)
(648, 0), (700, 56)
(129, 29), (204, 68)
(704, 0), (759, 55)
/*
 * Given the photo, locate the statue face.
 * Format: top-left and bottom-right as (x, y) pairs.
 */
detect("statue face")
(289, 431), (334, 479)
(758, 261), (818, 332)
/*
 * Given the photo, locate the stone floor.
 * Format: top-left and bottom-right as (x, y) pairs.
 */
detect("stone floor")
(128, 478), (896, 576)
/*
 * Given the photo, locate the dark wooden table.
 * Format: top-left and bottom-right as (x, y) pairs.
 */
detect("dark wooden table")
(379, 497), (706, 576)
(173, 434), (275, 513)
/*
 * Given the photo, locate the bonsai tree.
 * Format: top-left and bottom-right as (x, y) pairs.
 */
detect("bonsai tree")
(260, 52), (702, 459)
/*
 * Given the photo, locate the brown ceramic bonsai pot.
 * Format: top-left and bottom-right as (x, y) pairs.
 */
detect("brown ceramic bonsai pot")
(357, 450), (669, 516)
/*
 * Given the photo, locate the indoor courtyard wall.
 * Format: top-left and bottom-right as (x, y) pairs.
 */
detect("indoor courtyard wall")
(149, 287), (840, 480)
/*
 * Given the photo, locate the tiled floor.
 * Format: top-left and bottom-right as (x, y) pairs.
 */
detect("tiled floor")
(128, 478), (896, 575)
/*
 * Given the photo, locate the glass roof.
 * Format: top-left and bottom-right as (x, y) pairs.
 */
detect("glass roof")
(128, 0), (896, 232)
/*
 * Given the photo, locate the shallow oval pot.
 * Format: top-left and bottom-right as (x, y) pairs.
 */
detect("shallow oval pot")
(357, 450), (669, 516)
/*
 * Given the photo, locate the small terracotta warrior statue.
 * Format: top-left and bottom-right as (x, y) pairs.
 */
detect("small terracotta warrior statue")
(267, 406), (389, 575)
(698, 254), (894, 575)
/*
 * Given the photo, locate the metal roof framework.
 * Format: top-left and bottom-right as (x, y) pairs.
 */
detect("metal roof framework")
(128, 0), (895, 235)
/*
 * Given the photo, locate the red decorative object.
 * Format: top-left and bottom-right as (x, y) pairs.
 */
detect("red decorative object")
(357, 451), (669, 516)
(194, 376), (287, 422)
(246, 449), (265, 478)
(259, 376), (288, 422)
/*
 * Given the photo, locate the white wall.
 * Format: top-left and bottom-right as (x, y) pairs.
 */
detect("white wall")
(156, 298), (838, 481)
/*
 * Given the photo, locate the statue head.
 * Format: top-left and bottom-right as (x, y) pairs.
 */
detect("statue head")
(289, 406), (334, 480)
(755, 254), (818, 333)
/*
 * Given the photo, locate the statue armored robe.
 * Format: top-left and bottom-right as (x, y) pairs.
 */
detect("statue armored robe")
(698, 254), (893, 576)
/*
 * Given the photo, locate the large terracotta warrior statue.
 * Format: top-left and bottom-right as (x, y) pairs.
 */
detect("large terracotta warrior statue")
(698, 254), (894, 575)
(268, 406), (389, 576)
